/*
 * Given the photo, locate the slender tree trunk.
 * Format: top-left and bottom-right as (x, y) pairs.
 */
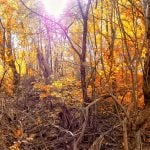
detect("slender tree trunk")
(135, 0), (150, 134)
(0, 19), (6, 66)
(78, 0), (91, 103)
(45, 24), (53, 73)
(80, 15), (88, 102)
(143, 0), (150, 107)
(36, 48), (51, 84)
(6, 18), (20, 90)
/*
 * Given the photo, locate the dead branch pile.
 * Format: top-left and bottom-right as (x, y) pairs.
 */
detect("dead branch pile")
(1, 79), (149, 150)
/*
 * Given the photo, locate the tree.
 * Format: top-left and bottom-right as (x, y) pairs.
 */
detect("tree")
(136, 0), (150, 129)
(77, 0), (91, 103)
(143, 0), (150, 107)
(0, 1), (20, 91)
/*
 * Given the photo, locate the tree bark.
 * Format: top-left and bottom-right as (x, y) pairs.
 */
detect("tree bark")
(37, 48), (51, 84)
(45, 24), (53, 73)
(6, 18), (20, 90)
(78, 0), (91, 103)
(0, 19), (6, 65)
(143, 0), (150, 106)
(135, 0), (150, 133)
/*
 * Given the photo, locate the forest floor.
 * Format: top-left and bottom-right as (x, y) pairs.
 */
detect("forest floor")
(0, 78), (149, 150)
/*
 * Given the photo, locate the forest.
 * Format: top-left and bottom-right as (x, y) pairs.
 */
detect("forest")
(0, 0), (150, 149)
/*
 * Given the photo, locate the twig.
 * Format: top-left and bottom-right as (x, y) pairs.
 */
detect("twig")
(50, 123), (74, 137)
(89, 123), (121, 150)
(19, 0), (81, 57)
(109, 93), (130, 120)
(73, 94), (111, 150)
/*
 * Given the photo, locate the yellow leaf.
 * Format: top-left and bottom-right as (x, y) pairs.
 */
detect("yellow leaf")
(15, 59), (26, 76)
(52, 81), (62, 89)
(13, 129), (23, 138)
(9, 142), (20, 150)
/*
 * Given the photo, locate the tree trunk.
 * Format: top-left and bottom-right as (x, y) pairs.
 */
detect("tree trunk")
(78, 0), (91, 103)
(143, 0), (150, 106)
(80, 16), (88, 102)
(0, 19), (6, 65)
(37, 48), (51, 84)
(135, 0), (150, 135)
(80, 61), (88, 103)
(6, 18), (20, 90)
(45, 24), (53, 73)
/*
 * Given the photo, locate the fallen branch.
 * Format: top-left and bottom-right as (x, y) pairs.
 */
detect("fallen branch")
(73, 94), (111, 150)
(50, 123), (74, 137)
(88, 123), (121, 150)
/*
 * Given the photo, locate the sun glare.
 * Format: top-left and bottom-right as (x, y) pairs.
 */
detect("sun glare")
(43, 0), (68, 18)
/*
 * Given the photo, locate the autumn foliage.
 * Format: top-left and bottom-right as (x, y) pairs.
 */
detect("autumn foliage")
(0, 0), (150, 149)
